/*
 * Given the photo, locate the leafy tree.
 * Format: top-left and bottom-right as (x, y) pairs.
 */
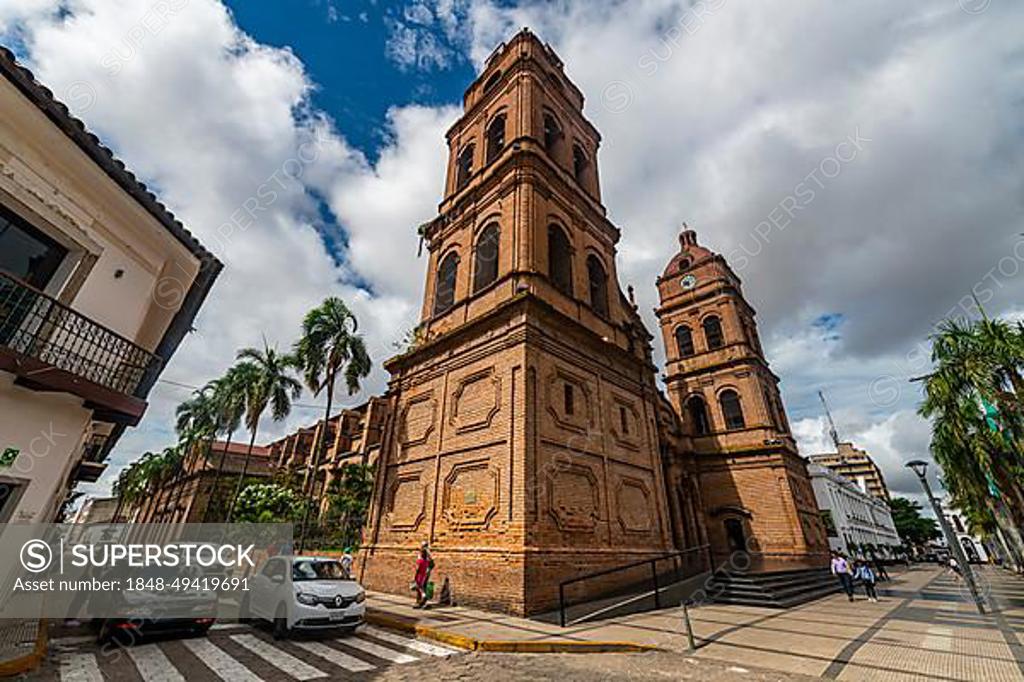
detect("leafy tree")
(292, 298), (371, 549)
(226, 341), (302, 522)
(130, 447), (181, 521)
(167, 385), (220, 521)
(232, 483), (304, 524)
(113, 458), (148, 521)
(323, 463), (374, 550)
(919, 315), (1024, 566)
(889, 497), (941, 548)
(201, 362), (257, 522)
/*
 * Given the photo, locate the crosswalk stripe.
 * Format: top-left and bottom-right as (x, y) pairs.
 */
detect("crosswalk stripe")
(361, 625), (460, 657)
(59, 653), (102, 682)
(339, 634), (419, 664)
(209, 623), (247, 631)
(182, 638), (262, 682)
(292, 641), (376, 672)
(230, 634), (328, 680)
(126, 644), (185, 682)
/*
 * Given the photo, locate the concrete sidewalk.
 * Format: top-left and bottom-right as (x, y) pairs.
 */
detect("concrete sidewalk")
(366, 566), (1024, 680)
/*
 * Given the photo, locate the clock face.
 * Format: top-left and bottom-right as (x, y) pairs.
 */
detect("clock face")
(680, 274), (697, 290)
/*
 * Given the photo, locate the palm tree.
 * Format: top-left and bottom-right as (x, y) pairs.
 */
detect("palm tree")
(201, 363), (255, 522)
(135, 447), (180, 522)
(168, 386), (220, 523)
(225, 341), (302, 522)
(292, 298), (372, 550)
(112, 459), (147, 522)
(920, 316), (1024, 567)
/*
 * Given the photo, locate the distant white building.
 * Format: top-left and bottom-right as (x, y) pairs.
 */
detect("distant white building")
(808, 462), (901, 556)
(940, 499), (989, 564)
(70, 496), (122, 524)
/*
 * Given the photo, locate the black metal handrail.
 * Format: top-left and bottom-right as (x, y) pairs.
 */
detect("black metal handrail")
(0, 271), (158, 396)
(557, 544), (711, 627)
(81, 434), (109, 463)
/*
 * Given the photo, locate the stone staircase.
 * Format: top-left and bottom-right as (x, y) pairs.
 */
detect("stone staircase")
(707, 567), (841, 608)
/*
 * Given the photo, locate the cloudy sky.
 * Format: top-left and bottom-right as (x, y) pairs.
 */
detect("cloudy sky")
(2, 0), (1021, 512)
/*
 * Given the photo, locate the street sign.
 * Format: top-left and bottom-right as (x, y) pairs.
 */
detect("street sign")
(0, 447), (19, 467)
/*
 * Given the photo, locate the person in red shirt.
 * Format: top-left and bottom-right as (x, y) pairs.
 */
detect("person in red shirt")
(413, 543), (433, 608)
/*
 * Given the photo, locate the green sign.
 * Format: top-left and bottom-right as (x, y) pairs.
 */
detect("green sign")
(0, 448), (19, 467)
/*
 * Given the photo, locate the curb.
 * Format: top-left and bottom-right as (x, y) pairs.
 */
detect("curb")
(0, 620), (47, 678)
(364, 611), (655, 654)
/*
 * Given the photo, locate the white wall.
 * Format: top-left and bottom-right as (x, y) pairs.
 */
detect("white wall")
(0, 375), (92, 522)
(0, 72), (205, 525)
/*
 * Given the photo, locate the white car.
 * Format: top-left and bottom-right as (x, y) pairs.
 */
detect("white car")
(243, 556), (366, 639)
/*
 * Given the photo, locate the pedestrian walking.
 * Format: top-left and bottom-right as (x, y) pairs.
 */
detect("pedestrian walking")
(855, 560), (878, 602)
(412, 541), (435, 609)
(948, 555), (963, 580)
(831, 551), (854, 601)
(872, 556), (889, 582)
(340, 547), (354, 579)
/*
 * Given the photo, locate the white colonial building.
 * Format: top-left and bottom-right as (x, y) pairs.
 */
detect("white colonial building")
(0, 48), (219, 523)
(940, 499), (990, 564)
(808, 462), (901, 556)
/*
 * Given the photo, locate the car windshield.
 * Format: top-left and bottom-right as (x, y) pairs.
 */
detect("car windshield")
(292, 560), (345, 581)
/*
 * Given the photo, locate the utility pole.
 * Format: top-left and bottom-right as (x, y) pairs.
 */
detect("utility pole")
(818, 390), (841, 450)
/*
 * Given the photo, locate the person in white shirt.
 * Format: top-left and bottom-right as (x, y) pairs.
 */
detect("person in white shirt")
(340, 547), (354, 579)
(830, 551), (854, 601)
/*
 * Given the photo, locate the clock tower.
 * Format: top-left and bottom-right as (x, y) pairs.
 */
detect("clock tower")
(655, 227), (828, 569)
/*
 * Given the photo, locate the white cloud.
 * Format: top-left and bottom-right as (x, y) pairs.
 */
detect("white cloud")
(384, 0), (472, 71)
(449, 0), (1023, 495)
(9, 0), (1022, 512)
(2, 0), (448, 497)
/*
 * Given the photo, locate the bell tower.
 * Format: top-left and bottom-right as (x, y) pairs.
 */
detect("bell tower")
(655, 227), (828, 569)
(361, 29), (674, 615)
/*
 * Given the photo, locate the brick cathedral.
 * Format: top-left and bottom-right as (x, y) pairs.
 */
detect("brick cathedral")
(358, 29), (828, 615)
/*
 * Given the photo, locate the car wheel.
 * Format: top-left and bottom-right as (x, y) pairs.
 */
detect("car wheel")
(190, 624), (212, 637)
(272, 604), (289, 640)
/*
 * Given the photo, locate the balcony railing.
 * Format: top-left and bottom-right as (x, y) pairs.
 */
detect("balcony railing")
(75, 434), (110, 482)
(0, 271), (158, 397)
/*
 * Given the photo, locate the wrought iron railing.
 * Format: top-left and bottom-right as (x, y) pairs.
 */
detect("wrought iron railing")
(0, 271), (158, 396)
(81, 434), (109, 463)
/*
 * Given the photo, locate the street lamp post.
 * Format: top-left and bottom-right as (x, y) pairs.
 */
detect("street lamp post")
(906, 459), (986, 614)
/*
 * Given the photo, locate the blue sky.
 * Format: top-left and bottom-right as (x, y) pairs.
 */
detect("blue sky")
(226, 0), (473, 159)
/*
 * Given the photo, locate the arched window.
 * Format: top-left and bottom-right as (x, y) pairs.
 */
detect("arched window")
(775, 395), (789, 430)
(473, 223), (500, 293)
(455, 144), (474, 191)
(433, 252), (459, 315)
(703, 315), (724, 350)
(486, 114), (506, 165)
(483, 70), (502, 94)
(543, 113), (561, 152)
(675, 326), (695, 357)
(573, 144), (587, 183)
(685, 395), (710, 436)
(724, 518), (746, 552)
(719, 389), (745, 430)
(763, 389), (777, 429)
(586, 254), (608, 317)
(548, 225), (572, 296)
